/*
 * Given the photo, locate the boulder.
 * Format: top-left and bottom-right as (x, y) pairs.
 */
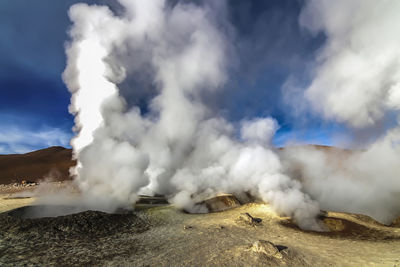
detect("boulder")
(237, 212), (262, 226)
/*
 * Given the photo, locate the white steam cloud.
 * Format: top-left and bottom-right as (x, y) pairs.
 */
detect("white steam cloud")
(62, 0), (400, 229)
(282, 0), (400, 224)
(300, 0), (400, 127)
(63, 0), (322, 230)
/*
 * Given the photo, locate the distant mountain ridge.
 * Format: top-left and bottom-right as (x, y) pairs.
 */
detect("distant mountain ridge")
(0, 145), (347, 185)
(0, 146), (75, 184)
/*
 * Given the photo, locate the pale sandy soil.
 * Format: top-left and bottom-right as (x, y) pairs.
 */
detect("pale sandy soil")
(0, 181), (79, 213)
(0, 197), (36, 213)
(0, 184), (38, 213)
(1, 187), (400, 266)
(127, 204), (400, 266)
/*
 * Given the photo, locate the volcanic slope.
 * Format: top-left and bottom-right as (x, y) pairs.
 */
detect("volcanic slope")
(0, 146), (75, 184)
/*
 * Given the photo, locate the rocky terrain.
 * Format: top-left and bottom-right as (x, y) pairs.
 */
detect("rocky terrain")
(1, 146), (400, 266)
(1, 193), (400, 266)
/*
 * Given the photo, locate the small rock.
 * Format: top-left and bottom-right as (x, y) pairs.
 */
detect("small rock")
(183, 225), (193, 230)
(237, 212), (262, 226)
(251, 240), (283, 259)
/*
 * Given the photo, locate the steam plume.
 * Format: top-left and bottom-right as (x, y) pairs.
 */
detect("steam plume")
(63, 0), (322, 230)
(63, 0), (400, 229)
(300, 0), (400, 127)
(281, 0), (400, 224)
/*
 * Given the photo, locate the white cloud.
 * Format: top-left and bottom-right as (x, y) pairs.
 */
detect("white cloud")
(0, 126), (71, 154)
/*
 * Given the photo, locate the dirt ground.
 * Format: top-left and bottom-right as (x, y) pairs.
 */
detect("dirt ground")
(1, 186), (400, 266)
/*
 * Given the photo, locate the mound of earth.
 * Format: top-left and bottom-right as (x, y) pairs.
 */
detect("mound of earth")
(0, 146), (75, 184)
(1, 206), (148, 238)
(0, 206), (149, 265)
(199, 194), (242, 212)
(280, 211), (398, 241)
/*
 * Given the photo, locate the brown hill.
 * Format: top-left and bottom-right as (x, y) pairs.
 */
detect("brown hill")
(0, 146), (75, 184)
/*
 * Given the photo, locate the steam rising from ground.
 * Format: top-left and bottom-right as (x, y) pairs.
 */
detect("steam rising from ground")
(62, 0), (400, 229)
(285, 0), (400, 224)
(282, 131), (400, 224)
(63, 0), (321, 230)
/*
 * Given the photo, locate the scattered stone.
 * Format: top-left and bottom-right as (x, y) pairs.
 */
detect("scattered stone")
(183, 225), (193, 230)
(237, 212), (262, 226)
(251, 240), (284, 259)
(21, 180), (37, 186)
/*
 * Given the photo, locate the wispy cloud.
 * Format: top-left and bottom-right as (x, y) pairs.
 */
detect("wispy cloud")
(0, 126), (72, 154)
(272, 124), (351, 148)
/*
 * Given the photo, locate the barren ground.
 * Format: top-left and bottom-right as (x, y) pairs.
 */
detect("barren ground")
(1, 186), (400, 266)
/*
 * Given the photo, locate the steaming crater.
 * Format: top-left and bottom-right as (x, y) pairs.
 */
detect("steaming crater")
(7, 194), (171, 219)
(8, 205), (92, 219)
(1, 205), (149, 240)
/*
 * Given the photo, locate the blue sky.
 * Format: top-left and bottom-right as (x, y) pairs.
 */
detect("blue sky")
(0, 0), (342, 154)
